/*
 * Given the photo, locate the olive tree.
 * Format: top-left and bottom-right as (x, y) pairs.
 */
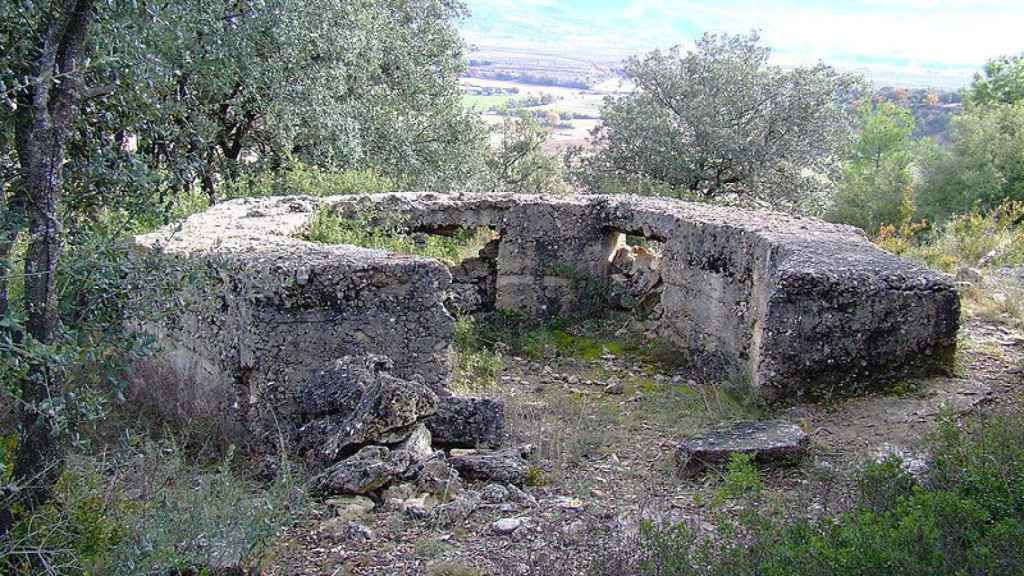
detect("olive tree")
(0, 0), (98, 535)
(486, 108), (568, 195)
(577, 32), (864, 212)
(115, 0), (485, 202)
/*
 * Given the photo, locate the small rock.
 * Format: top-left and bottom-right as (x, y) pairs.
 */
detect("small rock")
(401, 494), (434, 519)
(507, 484), (537, 507)
(344, 521), (374, 542)
(430, 491), (481, 527)
(955, 266), (983, 285)
(499, 503), (517, 513)
(603, 382), (625, 395)
(416, 457), (463, 499)
(675, 420), (809, 477)
(562, 519), (587, 538)
(395, 423), (434, 463)
(326, 495), (375, 520)
(322, 518), (374, 542)
(492, 517), (522, 534)
(481, 483), (510, 503)
(381, 482), (416, 502)
(553, 496), (585, 511)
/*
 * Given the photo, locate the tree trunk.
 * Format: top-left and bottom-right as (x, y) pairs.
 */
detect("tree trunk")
(0, 190), (27, 321)
(202, 167), (218, 204)
(1, 0), (97, 535)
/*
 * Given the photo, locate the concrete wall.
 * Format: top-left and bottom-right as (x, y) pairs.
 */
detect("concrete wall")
(327, 193), (960, 402)
(130, 196), (454, 443)
(130, 192), (961, 439)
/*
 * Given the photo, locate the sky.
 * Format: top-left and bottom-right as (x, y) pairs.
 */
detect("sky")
(461, 0), (1024, 89)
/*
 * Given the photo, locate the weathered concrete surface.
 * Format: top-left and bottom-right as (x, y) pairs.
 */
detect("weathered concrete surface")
(131, 191), (960, 442)
(129, 196), (454, 443)
(326, 192), (960, 402)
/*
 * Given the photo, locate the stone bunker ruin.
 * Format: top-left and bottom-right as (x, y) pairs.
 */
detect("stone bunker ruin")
(131, 192), (960, 450)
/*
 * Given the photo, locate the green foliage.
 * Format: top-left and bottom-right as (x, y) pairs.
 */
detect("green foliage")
(525, 466), (550, 487)
(929, 413), (1024, 522)
(221, 163), (397, 199)
(303, 208), (493, 266)
(110, 445), (304, 575)
(0, 434), (15, 482)
(966, 53), (1024, 106)
(486, 108), (569, 195)
(857, 456), (917, 514)
(462, 311), (630, 363)
(915, 102), (1024, 224)
(928, 202), (1024, 269)
(880, 201), (1024, 272)
(829, 103), (918, 235)
(104, 0), (486, 198)
(1, 223), (159, 447)
(577, 32), (864, 212)
(597, 412), (1024, 576)
(714, 453), (764, 504)
(451, 316), (505, 393)
(1, 440), (306, 575)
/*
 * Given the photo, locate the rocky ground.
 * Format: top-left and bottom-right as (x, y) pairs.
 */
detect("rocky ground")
(267, 308), (1023, 576)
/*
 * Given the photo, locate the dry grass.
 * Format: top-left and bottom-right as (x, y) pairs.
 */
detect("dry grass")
(499, 348), (764, 492)
(961, 282), (1024, 331)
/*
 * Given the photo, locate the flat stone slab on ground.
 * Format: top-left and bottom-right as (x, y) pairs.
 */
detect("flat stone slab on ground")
(675, 420), (809, 477)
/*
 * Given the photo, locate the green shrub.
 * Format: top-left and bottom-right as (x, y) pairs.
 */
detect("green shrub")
(829, 103), (917, 236)
(927, 202), (1024, 270)
(303, 208), (493, 266)
(915, 102), (1024, 225)
(878, 201), (1024, 272)
(451, 316), (505, 393)
(221, 163), (396, 199)
(0, 440), (306, 575)
(713, 453), (764, 504)
(856, 455), (917, 514)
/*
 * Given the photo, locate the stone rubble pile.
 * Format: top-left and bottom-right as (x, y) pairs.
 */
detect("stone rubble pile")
(299, 353), (529, 527)
(608, 243), (664, 317)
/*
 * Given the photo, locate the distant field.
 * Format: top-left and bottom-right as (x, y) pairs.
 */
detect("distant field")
(462, 94), (516, 110)
(463, 76), (609, 151)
